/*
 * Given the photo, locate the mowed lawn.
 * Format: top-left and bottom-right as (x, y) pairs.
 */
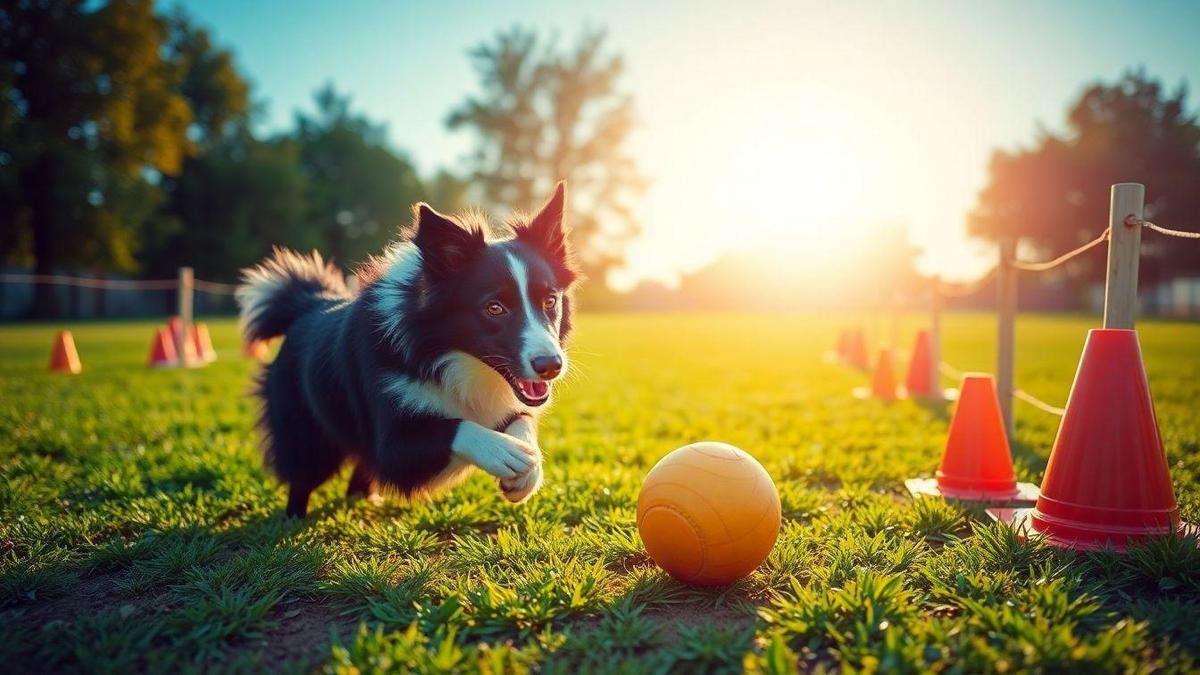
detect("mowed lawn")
(1, 313), (1198, 673)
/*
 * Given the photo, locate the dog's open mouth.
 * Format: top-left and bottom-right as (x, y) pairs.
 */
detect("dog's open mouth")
(514, 378), (550, 405)
(490, 366), (551, 406)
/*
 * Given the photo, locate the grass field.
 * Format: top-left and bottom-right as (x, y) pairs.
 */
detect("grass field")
(2, 313), (1199, 673)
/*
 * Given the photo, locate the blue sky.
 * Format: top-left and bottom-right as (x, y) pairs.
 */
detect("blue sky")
(172, 0), (1200, 287)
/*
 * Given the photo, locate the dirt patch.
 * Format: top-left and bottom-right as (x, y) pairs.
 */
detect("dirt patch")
(228, 598), (362, 668)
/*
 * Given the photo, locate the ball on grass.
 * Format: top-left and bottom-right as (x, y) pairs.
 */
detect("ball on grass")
(636, 442), (781, 586)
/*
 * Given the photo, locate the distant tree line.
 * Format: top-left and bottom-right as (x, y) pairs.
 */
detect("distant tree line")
(1, 1), (640, 316)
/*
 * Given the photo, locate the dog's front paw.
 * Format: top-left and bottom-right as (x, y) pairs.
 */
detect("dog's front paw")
(500, 462), (543, 503)
(452, 422), (538, 479)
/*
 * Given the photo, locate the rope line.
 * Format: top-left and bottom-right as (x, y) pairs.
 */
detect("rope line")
(193, 279), (238, 294)
(939, 361), (1065, 416)
(1010, 228), (1110, 272)
(0, 272), (238, 294)
(1014, 388), (1066, 416)
(1129, 217), (1200, 240)
(0, 273), (178, 290)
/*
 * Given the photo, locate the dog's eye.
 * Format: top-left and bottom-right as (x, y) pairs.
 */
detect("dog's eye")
(543, 295), (557, 311)
(485, 301), (506, 317)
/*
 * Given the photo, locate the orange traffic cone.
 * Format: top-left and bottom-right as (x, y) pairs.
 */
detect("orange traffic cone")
(49, 330), (82, 374)
(846, 328), (869, 370)
(191, 323), (217, 363)
(243, 339), (270, 362)
(905, 330), (934, 398)
(148, 327), (179, 368)
(854, 348), (899, 401)
(907, 374), (1038, 504)
(989, 329), (1194, 550)
(167, 317), (201, 367)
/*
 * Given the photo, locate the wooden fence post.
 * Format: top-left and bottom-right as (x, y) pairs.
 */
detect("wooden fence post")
(996, 238), (1017, 438)
(1103, 183), (1145, 329)
(178, 266), (194, 338)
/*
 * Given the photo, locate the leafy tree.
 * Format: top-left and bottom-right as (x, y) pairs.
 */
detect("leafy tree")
(143, 13), (311, 282)
(294, 85), (426, 266)
(0, 0), (192, 315)
(970, 70), (1200, 284)
(448, 27), (645, 283)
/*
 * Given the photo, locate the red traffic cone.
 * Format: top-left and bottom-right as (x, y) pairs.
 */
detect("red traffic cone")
(148, 327), (179, 368)
(49, 330), (82, 374)
(191, 323), (217, 363)
(989, 329), (1194, 550)
(907, 374), (1038, 504)
(905, 330), (934, 398)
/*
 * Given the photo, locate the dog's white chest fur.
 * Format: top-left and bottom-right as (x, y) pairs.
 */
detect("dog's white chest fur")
(382, 351), (538, 429)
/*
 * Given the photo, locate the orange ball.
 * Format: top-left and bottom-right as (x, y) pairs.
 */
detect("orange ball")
(636, 442), (781, 586)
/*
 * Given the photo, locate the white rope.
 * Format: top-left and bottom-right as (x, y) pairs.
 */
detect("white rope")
(1010, 228), (1110, 272)
(0, 273), (177, 290)
(1014, 388), (1066, 416)
(0, 272), (238, 294)
(1129, 217), (1200, 240)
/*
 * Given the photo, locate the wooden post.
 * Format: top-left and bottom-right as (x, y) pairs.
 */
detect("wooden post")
(996, 238), (1017, 438)
(178, 266), (194, 337)
(1103, 183), (1145, 329)
(929, 282), (942, 401)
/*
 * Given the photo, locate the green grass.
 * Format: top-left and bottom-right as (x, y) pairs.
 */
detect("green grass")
(1, 313), (1198, 673)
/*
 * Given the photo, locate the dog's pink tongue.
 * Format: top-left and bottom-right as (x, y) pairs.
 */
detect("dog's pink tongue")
(518, 380), (549, 399)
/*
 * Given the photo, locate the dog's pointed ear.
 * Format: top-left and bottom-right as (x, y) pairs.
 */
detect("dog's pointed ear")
(516, 181), (568, 260)
(413, 203), (484, 278)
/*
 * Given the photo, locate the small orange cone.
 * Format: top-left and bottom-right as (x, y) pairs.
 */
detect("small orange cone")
(846, 328), (869, 370)
(49, 330), (82, 374)
(148, 327), (179, 368)
(871, 349), (898, 401)
(167, 317), (201, 367)
(989, 329), (1194, 549)
(243, 339), (270, 361)
(905, 330), (934, 398)
(907, 374), (1038, 504)
(191, 323), (217, 363)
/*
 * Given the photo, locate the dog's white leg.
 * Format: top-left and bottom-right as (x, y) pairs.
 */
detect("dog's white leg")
(451, 420), (538, 479)
(499, 415), (544, 503)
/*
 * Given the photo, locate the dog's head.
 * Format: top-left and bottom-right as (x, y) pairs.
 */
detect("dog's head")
(407, 182), (580, 407)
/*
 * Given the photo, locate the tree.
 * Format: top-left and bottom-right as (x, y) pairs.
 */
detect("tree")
(447, 27), (645, 284)
(0, 0), (192, 316)
(294, 85), (426, 266)
(143, 12), (311, 282)
(969, 70), (1200, 285)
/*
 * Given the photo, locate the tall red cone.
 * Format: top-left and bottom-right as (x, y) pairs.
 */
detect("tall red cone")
(49, 330), (82, 374)
(905, 330), (934, 397)
(148, 327), (179, 368)
(191, 323), (217, 363)
(989, 329), (1193, 550)
(870, 349), (897, 401)
(907, 374), (1038, 504)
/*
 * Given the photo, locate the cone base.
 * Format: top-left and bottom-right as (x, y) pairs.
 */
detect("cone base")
(987, 507), (1197, 552)
(906, 478), (1039, 505)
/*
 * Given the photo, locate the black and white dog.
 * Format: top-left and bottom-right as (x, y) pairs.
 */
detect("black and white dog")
(236, 183), (578, 517)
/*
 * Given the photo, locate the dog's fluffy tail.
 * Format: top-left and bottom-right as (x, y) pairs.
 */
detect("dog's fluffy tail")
(236, 248), (350, 342)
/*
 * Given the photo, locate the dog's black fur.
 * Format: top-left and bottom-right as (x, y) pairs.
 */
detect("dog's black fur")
(237, 183), (578, 517)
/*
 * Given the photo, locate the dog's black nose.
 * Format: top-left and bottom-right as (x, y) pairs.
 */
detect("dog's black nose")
(530, 355), (562, 379)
